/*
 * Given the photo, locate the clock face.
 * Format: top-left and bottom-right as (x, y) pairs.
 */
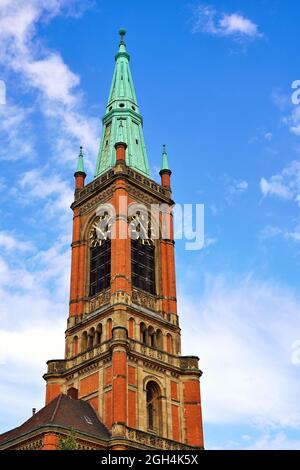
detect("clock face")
(129, 212), (155, 245)
(89, 213), (112, 247)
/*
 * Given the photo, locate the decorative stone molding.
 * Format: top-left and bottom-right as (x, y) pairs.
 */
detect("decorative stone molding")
(132, 289), (158, 312)
(111, 423), (126, 437)
(126, 428), (193, 450)
(76, 438), (107, 450)
(46, 360), (66, 374)
(89, 291), (111, 313)
(143, 360), (166, 374)
(128, 340), (181, 369)
(75, 170), (114, 202)
(110, 291), (131, 306)
(16, 439), (43, 450)
(126, 170), (171, 202)
(78, 186), (114, 215)
(180, 356), (199, 371)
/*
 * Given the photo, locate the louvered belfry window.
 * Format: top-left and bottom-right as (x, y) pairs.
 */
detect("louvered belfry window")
(90, 240), (111, 296)
(131, 239), (155, 295)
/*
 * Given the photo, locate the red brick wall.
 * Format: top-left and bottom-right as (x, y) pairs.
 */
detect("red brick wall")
(42, 433), (57, 450)
(112, 351), (126, 424)
(171, 380), (178, 400)
(45, 383), (61, 405)
(128, 389), (137, 428)
(129, 318), (135, 338)
(105, 366), (112, 386)
(183, 380), (204, 447)
(128, 365), (136, 386)
(172, 404), (180, 442)
(104, 390), (112, 428)
(166, 334), (172, 353)
(88, 396), (99, 412)
(79, 372), (99, 397)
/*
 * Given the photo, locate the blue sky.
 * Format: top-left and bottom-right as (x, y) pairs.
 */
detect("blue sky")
(0, 0), (300, 450)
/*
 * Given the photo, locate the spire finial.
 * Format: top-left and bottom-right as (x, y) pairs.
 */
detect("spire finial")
(75, 145), (86, 174)
(119, 28), (126, 45)
(159, 144), (171, 188)
(161, 144), (170, 171)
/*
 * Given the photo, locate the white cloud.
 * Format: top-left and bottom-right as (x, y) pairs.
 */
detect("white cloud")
(273, 86), (300, 138)
(0, 0), (99, 169)
(260, 160), (300, 204)
(0, 326), (64, 367)
(19, 169), (74, 221)
(259, 223), (300, 246)
(23, 54), (80, 105)
(271, 89), (291, 111)
(192, 4), (262, 40)
(289, 106), (300, 136)
(179, 274), (300, 435)
(0, 177), (6, 191)
(0, 232), (33, 252)
(220, 13), (260, 37)
(264, 132), (273, 141)
(0, 104), (35, 161)
(246, 431), (300, 450)
(224, 175), (248, 203)
(207, 430), (300, 450)
(204, 235), (217, 248)
(0, 212), (69, 433)
(260, 176), (292, 200)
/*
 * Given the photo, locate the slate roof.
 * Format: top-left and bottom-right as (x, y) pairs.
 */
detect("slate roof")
(0, 394), (110, 445)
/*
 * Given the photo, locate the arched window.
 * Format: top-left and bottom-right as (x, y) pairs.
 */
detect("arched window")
(166, 334), (173, 354)
(90, 240), (111, 296)
(106, 318), (112, 340)
(146, 381), (161, 433)
(72, 336), (78, 356)
(140, 322), (147, 345)
(87, 327), (95, 349)
(148, 326), (155, 348)
(131, 239), (155, 294)
(95, 324), (102, 345)
(81, 331), (88, 352)
(129, 318), (135, 339)
(156, 330), (163, 350)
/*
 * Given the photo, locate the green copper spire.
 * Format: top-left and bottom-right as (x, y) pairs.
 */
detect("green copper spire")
(161, 144), (170, 171)
(94, 30), (150, 178)
(76, 146), (86, 174)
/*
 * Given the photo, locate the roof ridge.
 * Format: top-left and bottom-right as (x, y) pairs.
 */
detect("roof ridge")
(50, 394), (63, 422)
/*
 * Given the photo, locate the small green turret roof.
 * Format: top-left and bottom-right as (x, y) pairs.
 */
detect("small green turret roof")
(75, 146), (86, 174)
(94, 30), (150, 178)
(161, 144), (170, 171)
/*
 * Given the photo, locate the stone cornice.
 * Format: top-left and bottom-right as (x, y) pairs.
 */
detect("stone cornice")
(71, 165), (173, 212)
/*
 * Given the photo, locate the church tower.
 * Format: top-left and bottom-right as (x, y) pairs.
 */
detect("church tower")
(0, 31), (204, 451)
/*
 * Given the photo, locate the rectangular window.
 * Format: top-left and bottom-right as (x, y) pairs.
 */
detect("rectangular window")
(131, 239), (155, 295)
(90, 240), (111, 296)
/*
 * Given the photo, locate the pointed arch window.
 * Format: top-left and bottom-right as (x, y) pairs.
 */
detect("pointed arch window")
(89, 216), (111, 297)
(90, 240), (111, 296)
(146, 381), (162, 433)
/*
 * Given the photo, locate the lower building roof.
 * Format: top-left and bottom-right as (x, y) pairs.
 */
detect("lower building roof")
(0, 394), (110, 446)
